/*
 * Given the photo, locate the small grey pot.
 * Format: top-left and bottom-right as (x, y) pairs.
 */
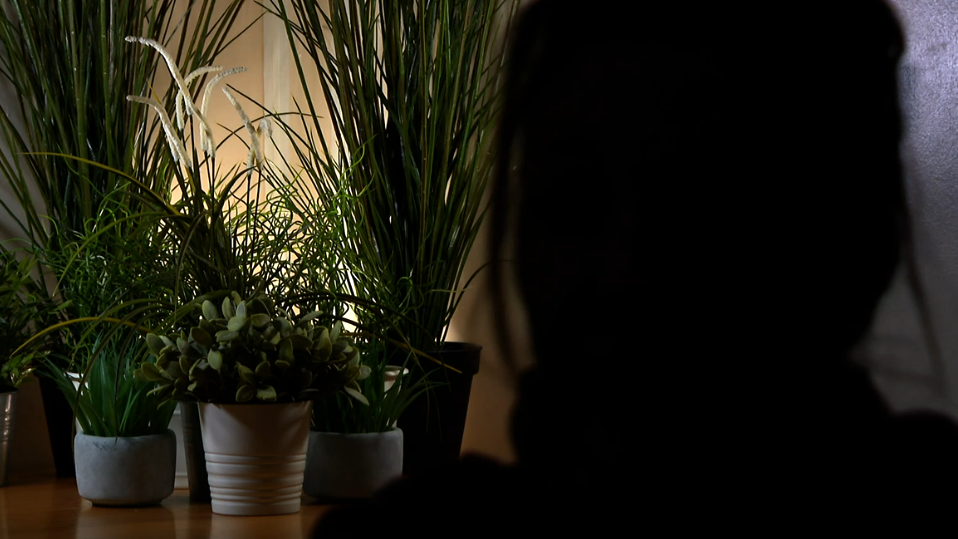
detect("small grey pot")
(303, 428), (403, 500)
(74, 429), (176, 506)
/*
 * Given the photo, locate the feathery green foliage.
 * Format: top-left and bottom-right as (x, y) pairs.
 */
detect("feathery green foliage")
(267, 0), (518, 432)
(0, 248), (55, 391)
(0, 0), (250, 432)
(0, 0), (250, 339)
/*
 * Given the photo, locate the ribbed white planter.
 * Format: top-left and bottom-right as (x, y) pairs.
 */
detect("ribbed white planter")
(74, 430), (176, 506)
(303, 428), (403, 500)
(198, 401), (311, 516)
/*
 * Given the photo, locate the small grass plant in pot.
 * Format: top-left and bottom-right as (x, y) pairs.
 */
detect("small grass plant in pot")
(270, 0), (519, 475)
(136, 293), (371, 515)
(0, 248), (52, 486)
(44, 327), (177, 506)
(305, 337), (435, 500)
(113, 27), (309, 501)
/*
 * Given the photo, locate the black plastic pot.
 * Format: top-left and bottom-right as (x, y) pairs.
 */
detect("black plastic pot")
(393, 342), (481, 476)
(179, 402), (210, 501)
(38, 375), (75, 477)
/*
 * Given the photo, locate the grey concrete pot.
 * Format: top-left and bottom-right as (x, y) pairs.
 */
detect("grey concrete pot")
(303, 428), (403, 500)
(0, 390), (16, 487)
(74, 429), (176, 506)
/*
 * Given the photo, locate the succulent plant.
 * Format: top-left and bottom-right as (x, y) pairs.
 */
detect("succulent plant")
(135, 292), (370, 404)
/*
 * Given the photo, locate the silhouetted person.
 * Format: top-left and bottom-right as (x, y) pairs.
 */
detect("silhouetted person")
(313, 1), (955, 532)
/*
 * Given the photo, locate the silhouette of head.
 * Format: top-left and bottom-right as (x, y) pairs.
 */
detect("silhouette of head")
(490, 2), (908, 469)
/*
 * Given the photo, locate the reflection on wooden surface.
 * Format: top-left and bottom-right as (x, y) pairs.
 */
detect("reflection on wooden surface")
(0, 476), (332, 539)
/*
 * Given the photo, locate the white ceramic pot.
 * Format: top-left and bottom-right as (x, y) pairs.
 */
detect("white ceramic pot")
(74, 429), (176, 506)
(303, 428), (403, 499)
(198, 401), (311, 516)
(170, 405), (188, 489)
(383, 366), (407, 393)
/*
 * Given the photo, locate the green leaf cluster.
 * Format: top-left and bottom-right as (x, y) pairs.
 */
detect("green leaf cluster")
(268, 0), (518, 352)
(43, 328), (175, 438)
(311, 339), (439, 434)
(0, 249), (54, 391)
(136, 292), (370, 405)
(266, 0), (519, 432)
(0, 0), (251, 432)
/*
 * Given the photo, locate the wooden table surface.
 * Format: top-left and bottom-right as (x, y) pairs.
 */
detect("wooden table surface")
(0, 476), (335, 539)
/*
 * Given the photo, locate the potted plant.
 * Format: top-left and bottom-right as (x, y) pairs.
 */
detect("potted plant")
(270, 0), (520, 475)
(0, 248), (51, 486)
(0, 0), (250, 478)
(43, 327), (177, 506)
(117, 29), (314, 500)
(304, 338), (433, 500)
(136, 292), (371, 515)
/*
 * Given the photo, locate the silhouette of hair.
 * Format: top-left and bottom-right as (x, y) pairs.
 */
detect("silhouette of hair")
(487, 0), (935, 481)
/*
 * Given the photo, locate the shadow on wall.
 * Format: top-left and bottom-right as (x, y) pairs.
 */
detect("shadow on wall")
(449, 210), (536, 465)
(863, 0), (958, 418)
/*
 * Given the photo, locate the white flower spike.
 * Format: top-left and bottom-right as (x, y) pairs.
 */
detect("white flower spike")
(223, 86), (265, 170)
(126, 36), (215, 151)
(127, 95), (192, 169)
(180, 66), (225, 131)
(200, 67), (247, 159)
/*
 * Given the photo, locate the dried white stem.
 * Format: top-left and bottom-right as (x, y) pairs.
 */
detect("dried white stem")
(186, 66), (224, 86)
(201, 67), (245, 118)
(223, 86), (264, 170)
(126, 37), (194, 116)
(125, 37), (215, 153)
(127, 95), (192, 169)
(199, 67), (246, 158)
(258, 117), (272, 140)
(179, 66), (224, 131)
